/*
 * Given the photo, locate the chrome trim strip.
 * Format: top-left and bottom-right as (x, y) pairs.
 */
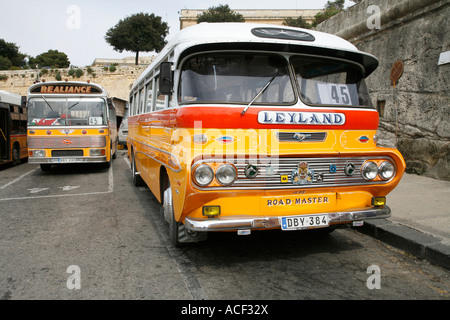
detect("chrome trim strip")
(128, 137), (182, 172)
(192, 156), (396, 190)
(184, 206), (391, 232)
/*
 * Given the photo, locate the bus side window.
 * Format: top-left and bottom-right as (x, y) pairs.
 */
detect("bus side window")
(146, 80), (153, 113)
(155, 77), (166, 110)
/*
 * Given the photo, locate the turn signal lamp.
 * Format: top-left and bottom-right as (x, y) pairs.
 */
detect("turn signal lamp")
(203, 206), (221, 217)
(372, 197), (386, 207)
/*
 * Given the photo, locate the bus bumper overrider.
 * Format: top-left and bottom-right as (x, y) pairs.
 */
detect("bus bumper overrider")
(184, 205), (391, 232)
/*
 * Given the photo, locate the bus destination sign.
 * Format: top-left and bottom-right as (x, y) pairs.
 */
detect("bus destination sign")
(30, 84), (102, 94)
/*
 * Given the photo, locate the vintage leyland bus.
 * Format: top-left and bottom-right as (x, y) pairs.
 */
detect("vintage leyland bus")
(127, 23), (405, 246)
(26, 81), (117, 171)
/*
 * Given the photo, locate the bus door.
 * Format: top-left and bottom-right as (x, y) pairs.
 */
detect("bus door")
(0, 107), (9, 162)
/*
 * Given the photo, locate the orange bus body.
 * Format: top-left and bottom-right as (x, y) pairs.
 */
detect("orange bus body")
(127, 23), (406, 246)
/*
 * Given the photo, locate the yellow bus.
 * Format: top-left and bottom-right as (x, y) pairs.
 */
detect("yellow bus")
(26, 81), (117, 171)
(0, 90), (28, 166)
(127, 23), (406, 246)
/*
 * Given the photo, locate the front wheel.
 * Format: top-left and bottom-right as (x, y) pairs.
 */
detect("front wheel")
(131, 151), (144, 186)
(161, 182), (207, 247)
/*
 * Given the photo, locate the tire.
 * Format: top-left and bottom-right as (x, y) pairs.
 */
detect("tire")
(12, 144), (20, 165)
(131, 151), (144, 186)
(161, 181), (207, 247)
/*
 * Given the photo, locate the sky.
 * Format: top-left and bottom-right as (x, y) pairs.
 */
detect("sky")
(0, 0), (354, 67)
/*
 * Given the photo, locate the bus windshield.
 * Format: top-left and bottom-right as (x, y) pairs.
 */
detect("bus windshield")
(28, 97), (107, 126)
(291, 56), (373, 108)
(179, 53), (295, 105)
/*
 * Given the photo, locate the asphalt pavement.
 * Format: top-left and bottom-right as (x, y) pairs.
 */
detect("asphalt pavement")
(359, 172), (450, 270)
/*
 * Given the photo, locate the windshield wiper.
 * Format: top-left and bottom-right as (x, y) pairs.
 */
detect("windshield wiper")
(41, 95), (54, 111)
(69, 97), (83, 110)
(241, 69), (280, 115)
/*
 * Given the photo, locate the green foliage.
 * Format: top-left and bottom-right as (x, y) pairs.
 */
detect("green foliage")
(0, 39), (26, 69)
(109, 65), (116, 72)
(29, 50), (70, 68)
(75, 68), (83, 78)
(197, 5), (245, 23)
(311, 0), (345, 27)
(105, 12), (169, 65)
(68, 68), (75, 76)
(0, 56), (12, 70)
(55, 72), (62, 81)
(283, 16), (312, 29)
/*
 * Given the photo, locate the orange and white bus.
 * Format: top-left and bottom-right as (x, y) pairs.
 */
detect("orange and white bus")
(127, 23), (405, 246)
(0, 90), (28, 166)
(26, 81), (117, 171)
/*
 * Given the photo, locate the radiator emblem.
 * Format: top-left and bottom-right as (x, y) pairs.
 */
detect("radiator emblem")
(292, 161), (314, 185)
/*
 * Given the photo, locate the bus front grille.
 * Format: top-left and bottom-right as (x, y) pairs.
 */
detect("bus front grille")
(51, 150), (84, 157)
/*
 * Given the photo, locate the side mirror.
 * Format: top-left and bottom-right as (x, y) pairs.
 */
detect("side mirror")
(107, 97), (114, 109)
(21, 96), (27, 108)
(159, 62), (173, 95)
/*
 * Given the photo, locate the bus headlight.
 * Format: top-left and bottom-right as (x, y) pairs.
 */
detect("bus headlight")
(215, 164), (237, 186)
(31, 150), (45, 157)
(379, 161), (395, 180)
(361, 161), (378, 180)
(193, 164), (214, 186)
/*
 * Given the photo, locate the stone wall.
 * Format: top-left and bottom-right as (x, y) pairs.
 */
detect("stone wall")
(315, 0), (450, 181)
(179, 9), (323, 29)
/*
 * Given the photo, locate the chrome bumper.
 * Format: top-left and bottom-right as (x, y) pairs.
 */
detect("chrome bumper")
(29, 156), (107, 164)
(184, 206), (391, 232)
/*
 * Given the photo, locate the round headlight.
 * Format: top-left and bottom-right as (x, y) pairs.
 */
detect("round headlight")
(193, 164), (214, 186)
(379, 161), (395, 180)
(361, 161), (378, 180)
(215, 164), (237, 186)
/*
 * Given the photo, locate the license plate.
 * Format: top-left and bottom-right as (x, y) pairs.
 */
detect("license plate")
(52, 158), (76, 163)
(280, 214), (329, 231)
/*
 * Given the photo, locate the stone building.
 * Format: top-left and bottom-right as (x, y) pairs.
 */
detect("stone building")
(92, 56), (154, 66)
(179, 9), (322, 29)
(315, 0), (449, 181)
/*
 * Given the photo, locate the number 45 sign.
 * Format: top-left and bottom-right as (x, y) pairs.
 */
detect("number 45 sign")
(317, 83), (356, 106)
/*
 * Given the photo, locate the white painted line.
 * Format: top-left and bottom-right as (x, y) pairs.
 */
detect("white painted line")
(108, 163), (114, 193)
(0, 165), (114, 202)
(0, 190), (113, 202)
(0, 167), (38, 190)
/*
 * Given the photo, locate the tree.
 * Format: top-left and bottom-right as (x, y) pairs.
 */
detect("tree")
(29, 50), (70, 68)
(197, 5), (245, 23)
(283, 16), (312, 29)
(0, 39), (26, 68)
(0, 56), (12, 70)
(105, 13), (169, 65)
(311, 0), (345, 27)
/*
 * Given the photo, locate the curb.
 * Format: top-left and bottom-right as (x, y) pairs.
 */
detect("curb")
(357, 219), (450, 271)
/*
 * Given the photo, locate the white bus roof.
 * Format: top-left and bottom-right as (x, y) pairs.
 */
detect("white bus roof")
(0, 90), (21, 106)
(133, 22), (378, 90)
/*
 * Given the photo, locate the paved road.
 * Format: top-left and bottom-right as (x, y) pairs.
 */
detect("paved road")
(0, 151), (448, 302)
